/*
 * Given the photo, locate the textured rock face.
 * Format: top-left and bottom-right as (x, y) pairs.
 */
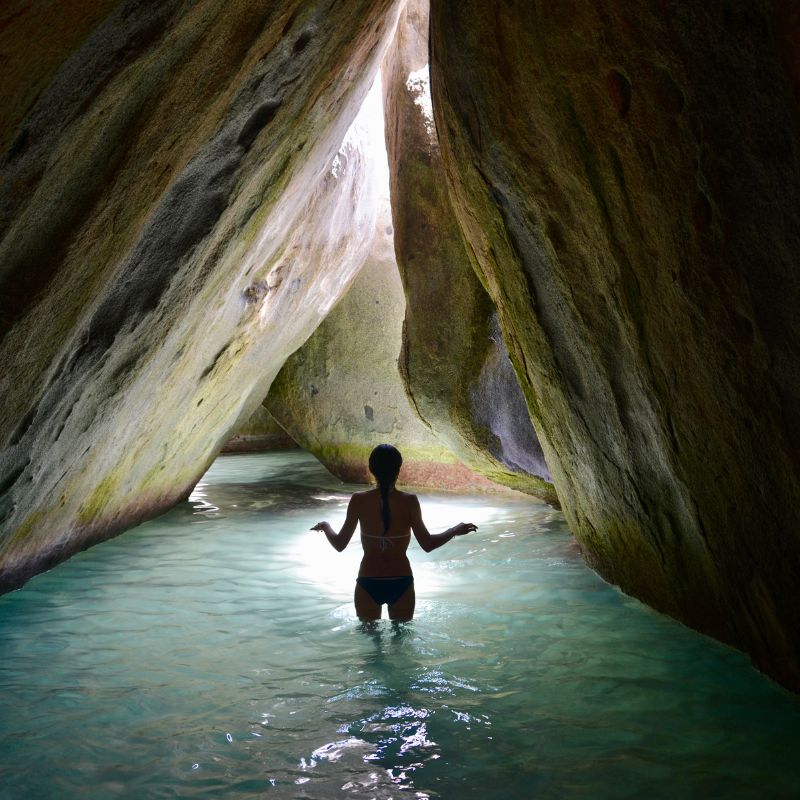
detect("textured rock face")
(0, 0), (402, 591)
(266, 247), (497, 490)
(382, 0), (555, 501)
(430, 1), (800, 689)
(222, 406), (295, 453)
(4, 0), (800, 697)
(266, 89), (500, 491)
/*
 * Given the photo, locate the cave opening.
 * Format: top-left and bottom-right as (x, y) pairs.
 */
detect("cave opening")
(3, 0), (800, 793)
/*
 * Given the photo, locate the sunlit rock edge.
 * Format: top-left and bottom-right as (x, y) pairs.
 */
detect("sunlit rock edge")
(0, 0), (404, 591)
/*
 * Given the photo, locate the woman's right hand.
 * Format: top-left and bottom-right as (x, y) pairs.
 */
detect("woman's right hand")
(311, 522), (333, 535)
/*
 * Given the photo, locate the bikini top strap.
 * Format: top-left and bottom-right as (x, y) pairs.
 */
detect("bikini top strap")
(361, 530), (410, 551)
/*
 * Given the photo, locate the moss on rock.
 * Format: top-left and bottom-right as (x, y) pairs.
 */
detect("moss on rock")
(0, 0), (404, 592)
(266, 197), (505, 493)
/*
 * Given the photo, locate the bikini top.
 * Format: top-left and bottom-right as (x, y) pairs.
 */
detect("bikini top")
(361, 531), (411, 552)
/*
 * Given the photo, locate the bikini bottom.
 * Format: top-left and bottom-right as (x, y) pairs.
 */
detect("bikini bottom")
(356, 576), (414, 606)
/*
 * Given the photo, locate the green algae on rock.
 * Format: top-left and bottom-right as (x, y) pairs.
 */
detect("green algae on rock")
(265, 137), (505, 492)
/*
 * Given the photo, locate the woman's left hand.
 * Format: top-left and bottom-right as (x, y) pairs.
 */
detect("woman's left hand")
(452, 522), (477, 536)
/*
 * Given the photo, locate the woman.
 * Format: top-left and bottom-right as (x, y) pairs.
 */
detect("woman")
(312, 444), (477, 621)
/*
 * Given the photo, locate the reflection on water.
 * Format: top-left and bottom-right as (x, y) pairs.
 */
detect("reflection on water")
(1, 451), (799, 798)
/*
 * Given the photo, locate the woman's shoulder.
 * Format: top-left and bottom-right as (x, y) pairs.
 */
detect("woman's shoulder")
(393, 489), (419, 504)
(349, 488), (384, 504)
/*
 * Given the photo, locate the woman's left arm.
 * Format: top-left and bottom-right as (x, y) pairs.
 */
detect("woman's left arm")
(312, 496), (359, 552)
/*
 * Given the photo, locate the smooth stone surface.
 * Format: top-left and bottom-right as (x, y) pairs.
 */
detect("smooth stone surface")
(430, 0), (800, 689)
(0, 0), (403, 591)
(266, 128), (503, 492)
(382, 0), (555, 502)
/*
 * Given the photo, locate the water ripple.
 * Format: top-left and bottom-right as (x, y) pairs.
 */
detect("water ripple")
(1, 451), (799, 799)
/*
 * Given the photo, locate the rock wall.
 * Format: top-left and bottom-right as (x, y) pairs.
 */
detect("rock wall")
(382, 0), (555, 502)
(266, 82), (501, 491)
(0, 0), (402, 592)
(4, 0), (800, 693)
(430, 0), (800, 689)
(222, 406), (295, 453)
(266, 243), (498, 490)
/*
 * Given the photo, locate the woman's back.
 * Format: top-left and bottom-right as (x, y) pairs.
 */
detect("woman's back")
(312, 443), (476, 620)
(353, 487), (414, 577)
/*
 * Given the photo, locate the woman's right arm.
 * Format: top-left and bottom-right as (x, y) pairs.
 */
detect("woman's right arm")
(410, 495), (476, 553)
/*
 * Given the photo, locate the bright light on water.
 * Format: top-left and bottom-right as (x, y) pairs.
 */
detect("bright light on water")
(1, 451), (799, 798)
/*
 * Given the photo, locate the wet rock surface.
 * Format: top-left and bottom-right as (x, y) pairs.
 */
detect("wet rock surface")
(430, 0), (800, 689)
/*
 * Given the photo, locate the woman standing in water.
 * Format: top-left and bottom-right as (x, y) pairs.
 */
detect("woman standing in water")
(312, 444), (477, 621)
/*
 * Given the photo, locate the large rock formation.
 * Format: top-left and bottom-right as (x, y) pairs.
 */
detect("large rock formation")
(0, 0), (402, 591)
(382, 0), (555, 502)
(266, 241), (499, 490)
(3, 0), (800, 695)
(430, 1), (800, 689)
(266, 84), (500, 491)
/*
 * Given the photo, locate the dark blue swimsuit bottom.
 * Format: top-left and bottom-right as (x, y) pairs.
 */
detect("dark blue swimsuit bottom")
(356, 576), (414, 606)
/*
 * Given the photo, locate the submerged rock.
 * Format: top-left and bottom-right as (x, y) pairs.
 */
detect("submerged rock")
(430, 0), (800, 690)
(0, 0), (402, 591)
(383, 0), (556, 502)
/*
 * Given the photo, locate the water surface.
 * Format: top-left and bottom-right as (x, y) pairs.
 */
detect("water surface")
(1, 451), (799, 798)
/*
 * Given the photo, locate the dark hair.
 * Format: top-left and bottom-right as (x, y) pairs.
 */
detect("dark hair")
(368, 444), (403, 533)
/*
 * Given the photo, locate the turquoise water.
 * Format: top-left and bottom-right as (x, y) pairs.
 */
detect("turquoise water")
(1, 451), (799, 799)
